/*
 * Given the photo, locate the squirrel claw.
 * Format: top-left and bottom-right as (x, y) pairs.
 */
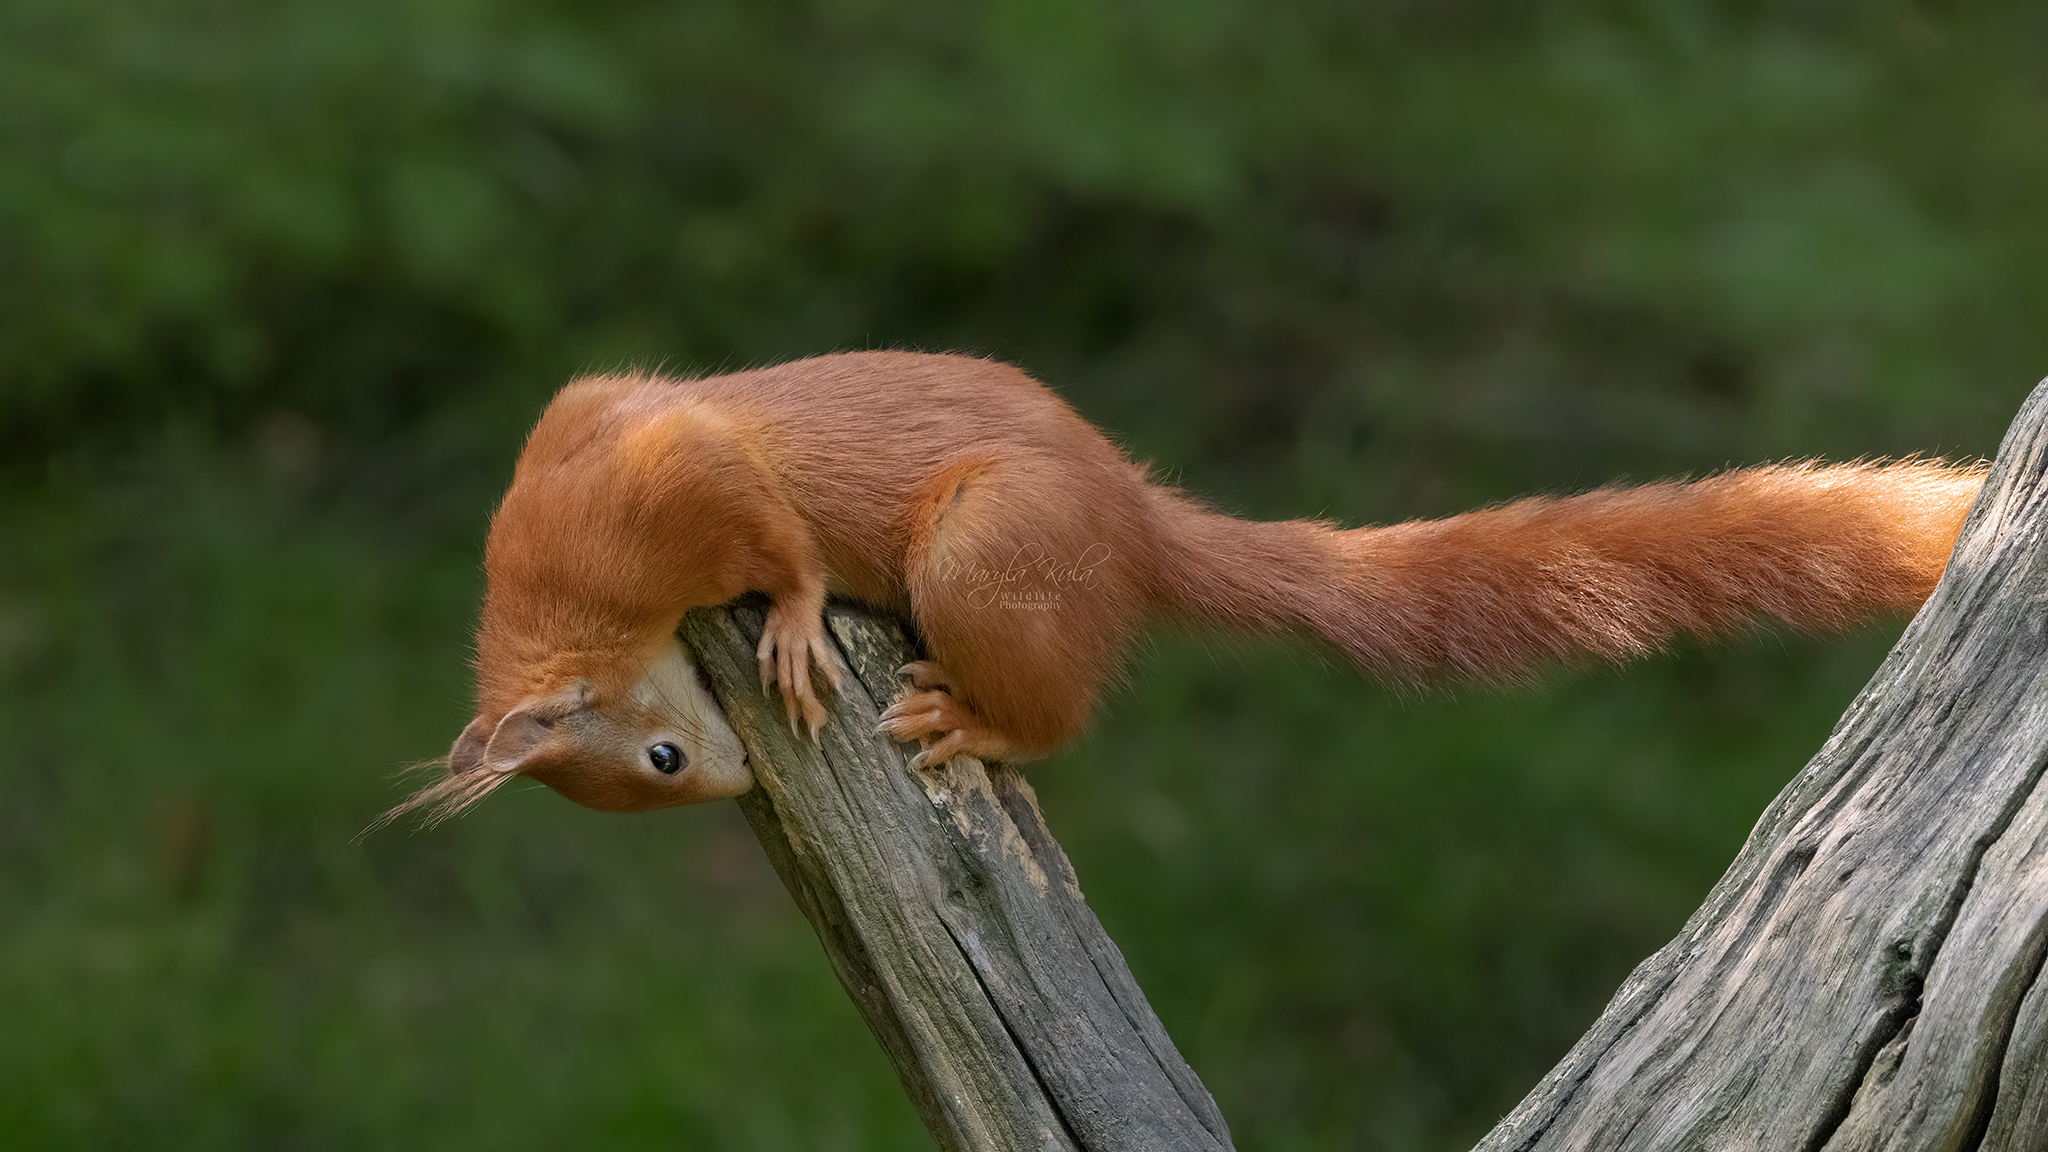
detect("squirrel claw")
(757, 606), (837, 741)
(906, 728), (969, 771)
(897, 660), (953, 692)
(876, 697), (940, 741)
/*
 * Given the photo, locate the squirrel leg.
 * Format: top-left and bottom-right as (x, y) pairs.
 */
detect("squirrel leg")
(878, 456), (1147, 766)
(757, 579), (841, 739)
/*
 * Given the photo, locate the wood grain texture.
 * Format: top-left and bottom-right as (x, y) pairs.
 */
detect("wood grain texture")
(678, 602), (1232, 1152)
(1480, 379), (2048, 1152)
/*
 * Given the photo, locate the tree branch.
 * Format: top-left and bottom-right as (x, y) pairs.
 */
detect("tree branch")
(679, 603), (1233, 1152)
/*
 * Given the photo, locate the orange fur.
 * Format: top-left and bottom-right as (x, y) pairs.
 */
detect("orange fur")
(446, 350), (1984, 808)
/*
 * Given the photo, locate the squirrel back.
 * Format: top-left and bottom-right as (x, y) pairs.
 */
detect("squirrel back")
(393, 352), (1985, 822)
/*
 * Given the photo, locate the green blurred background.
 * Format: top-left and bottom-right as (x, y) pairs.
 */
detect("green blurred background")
(3, 1), (2042, 1148)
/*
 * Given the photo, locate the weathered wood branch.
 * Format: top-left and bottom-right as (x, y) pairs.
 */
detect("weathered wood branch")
(678, 604), (1233, 1152)
(1480, 379), (2048, 1152)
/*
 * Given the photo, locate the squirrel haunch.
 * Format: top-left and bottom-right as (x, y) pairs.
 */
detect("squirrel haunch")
(409, 350), (1985, 820)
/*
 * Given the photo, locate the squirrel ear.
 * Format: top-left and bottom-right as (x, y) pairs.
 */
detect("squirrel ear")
(483, 685), (587, 775)
(485, 711), (551, 773)
(449, 715), (494, 774)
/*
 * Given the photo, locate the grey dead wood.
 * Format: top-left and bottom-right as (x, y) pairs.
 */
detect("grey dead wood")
(677, 603), (1233, 1152)
(679, 377), (2048, 1152)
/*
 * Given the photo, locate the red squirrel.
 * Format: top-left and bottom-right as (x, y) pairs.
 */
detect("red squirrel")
(392, 350), (1985, 824)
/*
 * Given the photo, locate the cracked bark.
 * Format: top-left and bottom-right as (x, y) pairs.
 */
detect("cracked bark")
(681, 378), (2048, 1151)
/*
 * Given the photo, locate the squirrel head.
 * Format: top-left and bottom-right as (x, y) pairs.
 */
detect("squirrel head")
(387, 640), (752, 827)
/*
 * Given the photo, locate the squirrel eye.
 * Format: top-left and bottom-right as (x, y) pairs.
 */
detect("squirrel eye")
(648, 742), (685, 775)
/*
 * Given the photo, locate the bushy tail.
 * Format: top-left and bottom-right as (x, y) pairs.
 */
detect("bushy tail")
(1147, 460), (1985, 684)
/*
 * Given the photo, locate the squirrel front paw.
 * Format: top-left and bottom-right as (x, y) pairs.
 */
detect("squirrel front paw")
(756, 603), (843, 740)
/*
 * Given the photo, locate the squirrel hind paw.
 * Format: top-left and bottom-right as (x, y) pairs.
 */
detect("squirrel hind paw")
(877, 687), (1015, 767)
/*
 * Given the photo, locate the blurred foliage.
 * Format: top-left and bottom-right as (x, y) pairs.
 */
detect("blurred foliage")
(2, 0), (2044, 1148)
